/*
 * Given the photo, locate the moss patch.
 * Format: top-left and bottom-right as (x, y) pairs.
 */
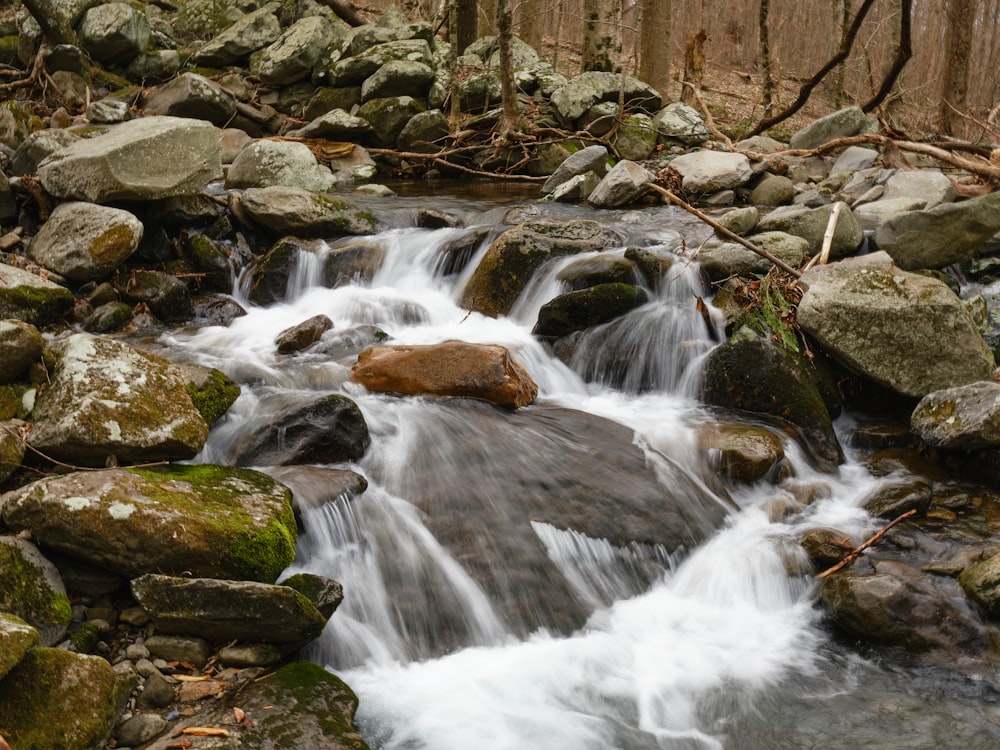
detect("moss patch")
(0, 540), (72, 642)
(185, 368), (241, 425)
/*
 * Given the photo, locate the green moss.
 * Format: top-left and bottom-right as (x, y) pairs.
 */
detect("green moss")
(0, 542), (72, 637)
(89, 223), (137, 264)
(0, 284), (74, 326)
(68, 622), (102, 654)
(185, 368), (241, 425)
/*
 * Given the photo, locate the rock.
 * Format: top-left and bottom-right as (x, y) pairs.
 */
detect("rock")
(226, 139), (336, 192)
(0, 612), (38, 681)
(0, 648), (126, 750)
(320, 240), (387, 287)
(131, 573), (329, 644)
(233, 186), (379, 238)
(789, 105), (870, 149)
(668, 151), (753, 194)
(541, 144), (609, 195)
(556, 254), (638, 289)
(115, 713), (167, 747)
(125, 49), (182, 83)
(872, 190), (1000, 270)
(587, 160), (655, 208)
(880, 170), (956, 209)
(0, 262), (74, 326)
(288, 108), (375, 140)
(700, 328), (844, 469)
(2, 464), (296, 583)
(550, 171), (601, 202)
(533, 283), (648, 337)
(244, 237), (321, 305)
(460, 220), (620, 317)
(652, 102), (710, 145)
(796, 252), (996, 398)
(613, 113), (658, 160)
(362, 59), (436, 101)
(231, 394), (371, 466)
(83, 301), (133, 333)
(756, 202), (862, 257)
(854, 197), (927, 230)
(911, 381), (1000, 450)
(280, 572), (345, 619)
(144, 634), (211, 667)
(0, 419), (24, 483)
(0, 320), (42, 383)
(137, 670), (176, 708)
(27, 201), (142, 283)
(697, 422), (785, 482)
(116, 270), (195, 324)
(862, 478), (933, 519)
(625, 246), (675, 287)
(260, 465), (369, 517)
(218, 642), (284, 666)
(276, 314), (335, 353)
(748, 173), (796, 206)
(176, 363), (241, 427)
(27, 333), (208, 466)
(9, 128), (81, 175)
(141, 72), (238, 126)
(959, 552), (1000, 618)
(0, 538), (71, 647)
(192, 5), (282, 67)
(330, 38), (433, 86)
(717, 206), (759, 236)
(257, 16), (334, 85)
(800, 527), (853, 570)
(37, 116), (223, 202)
(356, 95), (425, 148)
(830, 146), (880, 174)
(698, 232), (810, 282)
(77, 1), (150, 65)
(549, 71), (661, 127)
(351, 341), (538, 408)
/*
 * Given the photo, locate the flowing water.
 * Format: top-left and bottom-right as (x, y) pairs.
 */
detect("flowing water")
(161, 192), (1000, 749)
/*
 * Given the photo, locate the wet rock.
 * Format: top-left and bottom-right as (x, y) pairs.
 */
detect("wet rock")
(556, 254), (638, 289)
(911, 381), (1000, 450)
(533, 282), (648, 337)
(697, 421), (786, 483)
(800, 527), (853, 570)
(880, 170), (956, 209)
(226, 139), (336, 192)
(131, 573), (329, 644)
(280, 572), (345, 619)
(0, 320), (42, 383)
(352, 341), (538, 408)
(176, 363), (241, 427)
(788, 105), (870, 149)
(26, 333), (208, 466)
(321, 240), (387, 287)
(797, 252), (996, 398)
(0, 538), (71, 647)
(245, 237), (320, 305)
(2, 464), (296, 583)
(959, 552), (1000, 618)
(276, 314), (334, 353)
(232, 186), (379, 238)
(587, 160), (655, 208)
(862, 478), (933, 519)
(232, 394), (371, 466)
(0, 612), (38, 681)
(0, 262), (74, 326)
(625, 246), (675, 287)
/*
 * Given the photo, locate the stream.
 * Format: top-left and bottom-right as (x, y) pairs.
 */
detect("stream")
(160, 188), (1000, 749)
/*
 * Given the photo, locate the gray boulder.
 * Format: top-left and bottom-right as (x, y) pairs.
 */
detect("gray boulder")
(541, 144), (609, 196)
(329, 38), (433, 86)
(797, 252), (995, 398)
(287, 108), (375, 140)
(549, 71), (661, 127)
(362, 59), (436, 101)
(652, 102), (710, 145)
(911, 381), (1000, 450)
(9, 128), (81, 175)
(699, 232), (809, 282)
(613, 113), (659, 160)
(748, 173), (796, 206)
(397, 108), (449, 152)
(830, 146), (879, 174)
(225, 139), (336, 192)
(0, 263), (74, 326)
(77, 2), (150, 65)
(0, 538), (71, 647)
(872, 190), (1000, 270)
(880, 169), (956, 208)
(0, 319), (42, 383)
(37, 116), (223, 202)
(587, 160), (655, 208)
(257, 15), (334, 86)
(260, 465), (368, 517)
(757, 201), (862, 257)
(2, 464), (296, 583)
(533, 283), (648, 337)
(131, 574), (329, 644)
(789, 106), (869, 149)
(232, 185), (379, 237)
(854, 197), (927, 231)
(28, 201), (142, 283)
(141, 72), (238, 126)
(27, 333), (209, 466)
(192, 4), (282, 67)
(356, 95), (425, 147)
(669, 150), (753, 194)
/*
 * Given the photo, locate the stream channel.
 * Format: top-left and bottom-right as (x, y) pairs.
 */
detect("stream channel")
(160, 185), (1000, 750)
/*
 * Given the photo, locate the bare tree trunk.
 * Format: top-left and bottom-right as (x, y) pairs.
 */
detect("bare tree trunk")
(831, 0), (850, 106)
(862, 0), (912, 116)
(638, 0), (671, 95)
(939, 0), (975, 135)
(497, 0), (520, 131)
(480, 0), (498, 35)
(582, 0), (622, 72)
(517, 0), (544, 50)
(759, 0), (775, 116)
(680, 29), (708, 105)
(456, 0), (478, 53)
(22, 0), (77, 46)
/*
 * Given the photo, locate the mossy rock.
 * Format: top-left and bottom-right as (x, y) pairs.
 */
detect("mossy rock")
(181, 365), (241, 426)
(0, 264), (74, 327)
(0, 538), (72, 647)
(0, 612), (39, 681)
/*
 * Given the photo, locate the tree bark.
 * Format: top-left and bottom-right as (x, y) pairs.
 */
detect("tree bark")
(517, 0), (544, 51)
(759, 0), (775, 116)
(582, 0), (622, 72)
(497, 0), (519, 131)
(22, 0), (77, 46)
(455, 0), (478, 54)
(861, 0), (912, 114)
(939, 0), (976, 135)
(638, 0), (671, 95)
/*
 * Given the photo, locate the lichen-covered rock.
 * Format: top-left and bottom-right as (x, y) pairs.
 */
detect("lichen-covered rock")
(549, 71), (661, 127)
(1, 464), (296, 583)
(356, 95), (426, 148)
(226, 139), (336, 192)
(797, 253), (996, 398)
(959, 552), (1000, 618)
(788, 105), (869, 149)
(77, 1), (150, 65)
(28, 201), (142, 283)
(351, 341), (538, 408)
(38, 116), (223, 202)
(911, 381), (1000, 450)
(257, 15), (334, 85)
(280, 572), (345, 619)
(131, 573), (329, 643)
(541, 144), (610, 196)
(191, 5), (282, 67)
(232, 186), (379, 238)
(175, 363), (241, 427)
(668, 150), (753, 194)
(287, 108), (375, 140)
(0, 319), (42, 383)
(329, 38), (433, 86)
(361, 59), (436, 101)
(141, 72), (238, 126)
(0, 612), (38, 681)
(460, 220), (621, 317)
(27, 333), (208, 466)
(880, 170), (956, 209)
(0, 538), (71, 647)
(0, 263), (74, 326)
(652, 102), (710, 145)
(533, 282), (648, 337)
(861, 478), (933, 519)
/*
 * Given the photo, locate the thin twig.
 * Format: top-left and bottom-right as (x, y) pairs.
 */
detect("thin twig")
(800, 201), (843, 275)
(816, 508), (917, 579)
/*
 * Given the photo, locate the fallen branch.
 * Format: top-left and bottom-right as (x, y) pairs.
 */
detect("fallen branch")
(816, 508), (917, 579)
(681, 81), (734, 151)
(647, 184), (802, 278)
(800, 201), (843, 275)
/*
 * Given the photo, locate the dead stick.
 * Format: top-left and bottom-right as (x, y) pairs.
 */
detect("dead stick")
(799, 201), (843, 275)
(816, 508), (917, 579)
(648, 184), (802, 278)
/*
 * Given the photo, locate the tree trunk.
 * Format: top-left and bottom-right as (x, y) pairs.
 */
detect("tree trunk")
(939, 0), (975, 135)
(638, 0), (671, 95)
(831, 0), (850, 106)
(455, 0), (478, 54)
(759, 0), (775, 116)
(497, 0), (519, 131)
(22, 0), (78, 46)
(582, 0), (622, 72)
(680, 29), (708, 105)
(479, 0), (498, 36)
(517, 0), (544, 51)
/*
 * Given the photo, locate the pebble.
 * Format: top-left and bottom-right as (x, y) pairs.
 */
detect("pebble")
(126, 643), (150, 661)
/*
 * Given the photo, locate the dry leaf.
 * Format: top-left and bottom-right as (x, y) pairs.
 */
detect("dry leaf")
(174, 674), (210, 682)
(233, 707), (245, 723)
(182, 726), (231, 737)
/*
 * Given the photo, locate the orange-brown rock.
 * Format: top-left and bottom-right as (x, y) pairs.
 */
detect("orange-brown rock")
(351, 341), (538, 408)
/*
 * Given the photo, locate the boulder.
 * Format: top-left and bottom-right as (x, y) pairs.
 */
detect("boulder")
(830, 146), (880, 174)
(288, 108), (375, 140)
(540, 144), (609, 195)
(356, 95), (425, 147)
(533, 282), (648, 337)
(0, 320), (42, 383)
(796, 253), (996, 398)
(880, 169), (956, 208)
(959, 552), (1000, 618)
(141, 72), (238, 126)
(276, 314), (335, 353)
(717, 207), (759, 236)
(397, 108), (450, 152)
(697, 422), (786, 483)
(668, 151), (753, 194)
(652, 102), (710, 145)
(351, 341), (538, 408)
(0, 537), (71, 647)
(125, 49), (182, 83)
(1, 464), (296, 583)
(8, 128), (80, 175)
(192, 5), (282, 67)
(77, 1), (150, 65)
(27, 201), (142, 283)
(27, 333), (209, 466)
(587, 159), (655, 208)
(854, 197), (927, 230)
(231, 394), (371, 466)
(225, 139), (336, 192)
(872, 190), (1000, 270)
(257, 16), (334, 86)
(0, 262), (74, 326)
(549, 71), (661, 127)
(131, 573), (329, 644)
(0, 419), (25, 483)
(698, 232), (809, 282)
(756, 202), (863, 257)
(329, 38), (433, 86)
(175, 362), (241, 426)
(232, 186), (379, 238)
(748, 173), (796, 206)
(0, 612), (38, 681)
(788, 106), (869, 149)
(37, 116), (223, 202)
(861, 478), (933, 519)
(556, 254), (638, 289)
(911, 381), (1000, 450)
(260, 465), (368, 517)
(0, 648), (126, 750)
(362, 59), (436, 101)
(460, 220), (621, 317)
(280, 572), (345, 619)
(612, 113), (659, 160)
